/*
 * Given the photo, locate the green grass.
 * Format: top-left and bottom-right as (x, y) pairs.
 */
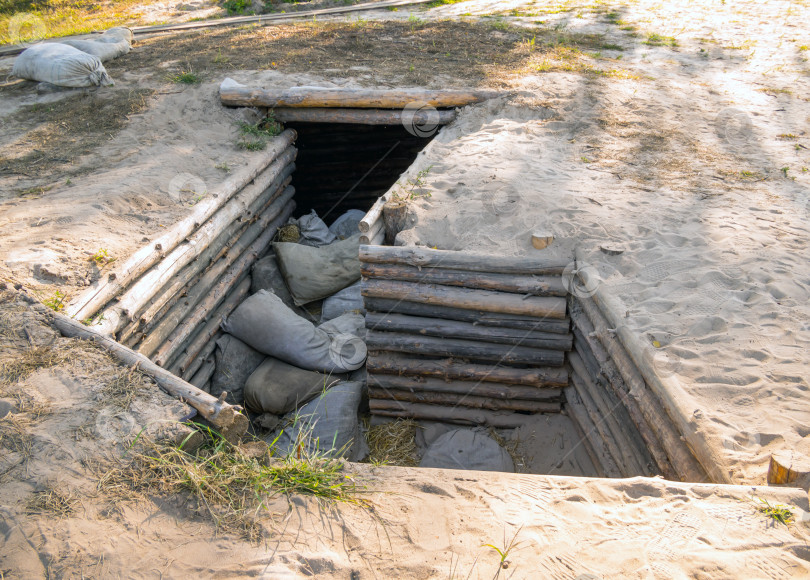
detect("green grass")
(224, 0), (252, 14)
(426, 0), (467, 7)
(170, 70), (202, 84)
(236, 114), (283, 150)
(644, 32), (678, 47)
(752, 497), (794, 526)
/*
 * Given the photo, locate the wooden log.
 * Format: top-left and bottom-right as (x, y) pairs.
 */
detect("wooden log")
(369, 399), (533, 428)
(576, 293), (707, 483)
(66, 130), (296, 321)
(367, 373), (562, 401)
(767, 452), (810, 486)
(95, 147), (297, 337)
(365, 312), (573, 350)
(365, 330), (565, 366)
(272, 107), (456, 125)
(221, 85), (504, 109)
(368, 387), (560, 413)
(359, 218), (383, 245)
(563, 403), (606, 478)
(151, 199), (295, 367)
(569, 372), (629, 477)
(189, 358), (216, 390)
(563, 385), (622, 478)
(382, 200), (408, 245)
(362, 263), (567, 296)
(361, 279), (567, 320)
(117, 165), (295, 342)
(368, 227), (385, 246)
(366, 352), (568, 386)
(180, 331), (221, 382)
(363, 297), (571, 334)
(164, 276), (251, 375)
(137, 188), (295, 358)
(569, 302), (676, 479)
(46, 310), (248, 434)
(569, 352), (649, 476)
(359, 195), (387, 233)
(359, 245), (568, 275)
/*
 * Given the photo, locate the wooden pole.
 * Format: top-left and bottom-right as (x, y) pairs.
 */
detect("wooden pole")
(368, 387), (560, 413)
(136, 188), (295, 358)
(272, 107), (456, 125)
(220, 85), (504, 109)
(66, 130), (296, 321)
(369, 399), (532, 428)
(367, 373), (562, 401)
(563, 385), (622, 478)
(189, 358), (216, 390)
(359, 244), (568, 275)
(576, 293), (708, 483)
(46, 309), (248, 435)
(359, 196), (387, 233)
(366, 352), (568, 386)
(363, 297), (571, 334)
(365, 330), (565, 366)
(179, 331), (221, 382)
(362, 263), (567, 296)
(359, 218), (384, 245)
(365, 312), (572, 350)
(361, 279), (567, 319)
(151, 199), (295, 367)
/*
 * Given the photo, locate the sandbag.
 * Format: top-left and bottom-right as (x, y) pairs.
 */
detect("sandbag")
(244, 357), (347, 415)
(250, 254), (297, 310)
(12, 43), (114, 87)
(419, 429), (514, 473)
(274, 234), (362, 306)
(62, 27), (132, 62)
(220, 290), (365, 372)
(320, 282), (365, 323)
(210, 334), (266, 405)
(318, 312), (365, 338)
(291, 210), (336, 247)
(274, 381), (368, 461)
(329, 209), (366, 239)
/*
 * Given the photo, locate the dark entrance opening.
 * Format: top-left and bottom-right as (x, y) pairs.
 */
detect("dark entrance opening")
(285, 122), (433, 223)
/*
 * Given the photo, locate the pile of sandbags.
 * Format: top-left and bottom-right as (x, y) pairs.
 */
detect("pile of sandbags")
(12, 27), (132, 88)
(210, 208), (369, 459)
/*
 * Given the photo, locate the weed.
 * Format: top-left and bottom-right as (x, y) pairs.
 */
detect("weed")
(781, 166), (790, 177)
(65, 178), (72, 186)
(237, 140), (266, 151)
(237, 114), (283, 150)
(799, 45), (808, 51)
(426, 0), (467, 7)
(482, 525), (524, 577)
(408, 14), (424, 30)
(392, 166), (433, 202)
(489, 19), (509, 31)
(43, 290), (66, 312)
(778, 133), (798, 140)
(91, 249), (115, 268)
(750, 496), (794, 526)
(644, 33), (678, 47)
(224, 0), (252, 14)
(215, 162), (232, 173)
(170, 70), (201, 84)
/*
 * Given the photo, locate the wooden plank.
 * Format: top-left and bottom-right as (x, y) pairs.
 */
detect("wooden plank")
(273, 107), (456, 125)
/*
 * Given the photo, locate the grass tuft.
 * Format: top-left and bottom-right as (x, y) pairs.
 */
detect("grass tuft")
(365, 419), (419, 466)
(170, 70), (202, 84)
(26, 486), (79, 517)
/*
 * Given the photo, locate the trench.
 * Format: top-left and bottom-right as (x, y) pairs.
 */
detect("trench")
(81, 120), (704, 482)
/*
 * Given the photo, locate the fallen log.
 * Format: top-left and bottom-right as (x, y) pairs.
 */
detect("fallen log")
(569, 302), (675, 479)
(359, 245), (568, 275)
(137, 188), (295, 358)
(361, 279), (567, 319)
(362, 263), (567, 296)
(365, 330), (565, 366)
(151, 198), (295, 367)
(66, 130), (296, 321)
(366, 352), (568, 386)
(164, 276), (251, 375)
(368, 386), (560, 413)
(367, 373), (562, 401)
(365, 312), (573, 350)
(221, 85), (504, 109)
(363, 297), (571, 334)
(576, 293), (707, 483)
(369, 399), (533, 428)
(272, 107), (456, 125)
(47, 310), (248, 435)
(563, 385), (622, 478)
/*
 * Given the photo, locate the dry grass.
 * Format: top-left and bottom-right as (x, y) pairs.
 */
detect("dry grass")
(99, 364), (153, 410)
(0, 413), (34, 460)
(0, 345), (71, 387)
(487, 427), (525, 472)
(26, 485), (79, 517)
(366, 419), (419, 467)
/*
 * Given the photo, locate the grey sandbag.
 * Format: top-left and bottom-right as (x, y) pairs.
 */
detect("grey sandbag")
(210, 334), (266, 405)
(318, 312), (365, 338)
(244, 357), (346, 415)
(274, 381), (368, 461)
(62, 27), (132, 62)
(221, 289), (365, 372)
(329, 209), (366, 239)
(12, 43), (114, 87)
(274, 234), (362, 306)
(320, 281), (365, 323)
(250, 253), (297, 310)
(419, 429), (515, 473)
(292, 210), (336, 247)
